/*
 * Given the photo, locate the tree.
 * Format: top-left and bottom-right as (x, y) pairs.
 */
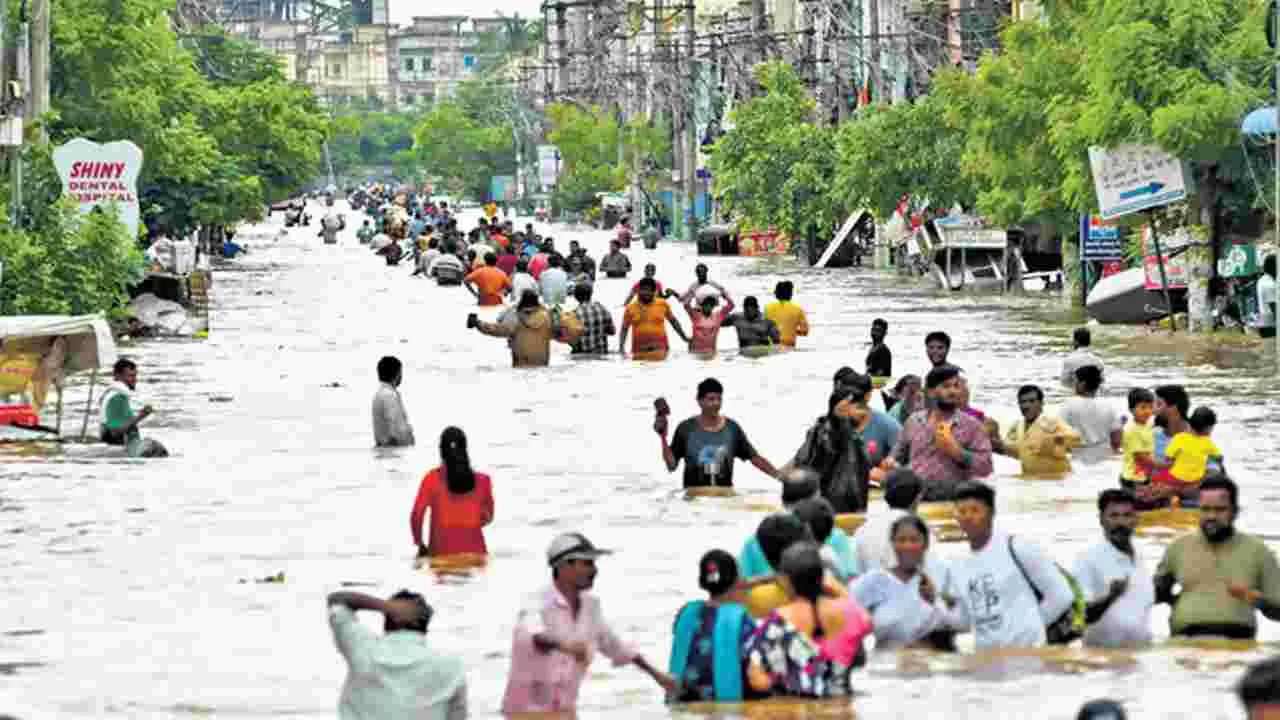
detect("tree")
(0, 199), (145, 316)
(329, 106), (427, 181)
(933, 19), (1087, 235)
(47, 0), (327, 235)
(472, 13), (545, 73)
(833, 94), (973, 221)
(412, 101), (514, 199)
(708, 63), (840, 237)
(546, 103), (621, 210)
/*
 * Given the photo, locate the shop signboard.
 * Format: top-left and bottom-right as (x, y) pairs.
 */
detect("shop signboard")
(52, 138), (144, 239)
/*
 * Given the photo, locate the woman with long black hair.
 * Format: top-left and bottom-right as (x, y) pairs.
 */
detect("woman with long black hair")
(410, 426), (495, 557)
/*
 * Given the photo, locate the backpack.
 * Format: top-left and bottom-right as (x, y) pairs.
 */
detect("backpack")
(1007, 535), (1087, 645)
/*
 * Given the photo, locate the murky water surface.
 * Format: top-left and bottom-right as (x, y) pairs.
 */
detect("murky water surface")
(3, 202), (1279, 719)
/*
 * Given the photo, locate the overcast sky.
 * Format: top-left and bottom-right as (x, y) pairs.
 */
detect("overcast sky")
(388, 0), (543, 25)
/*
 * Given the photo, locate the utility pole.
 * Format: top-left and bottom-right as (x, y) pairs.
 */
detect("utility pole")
(0, 0), (12, 226)
(867, 0), (880, 105)
(542, 3), (553, 101)
(555, 3), (569, 96)
(28, 0), (47, 139)
(683, 0), (696, 242)
(7, 0), (29, 226)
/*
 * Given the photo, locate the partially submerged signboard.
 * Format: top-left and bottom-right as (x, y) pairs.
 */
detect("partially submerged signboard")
(51, 138), (144, 239)
(1088, 144), (1188, 220)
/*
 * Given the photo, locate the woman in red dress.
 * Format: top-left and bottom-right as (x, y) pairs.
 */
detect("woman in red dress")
(410, 427), (494, 557)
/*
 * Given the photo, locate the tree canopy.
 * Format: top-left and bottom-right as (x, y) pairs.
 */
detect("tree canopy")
(47, 0), (328, 235)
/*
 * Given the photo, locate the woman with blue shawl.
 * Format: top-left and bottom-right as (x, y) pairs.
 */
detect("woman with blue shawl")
(669, 550), (759, 703)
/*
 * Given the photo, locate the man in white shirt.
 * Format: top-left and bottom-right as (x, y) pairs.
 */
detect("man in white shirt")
(1072, 489), (1153, 648)
(510, 258), (540, 302)
(327, 589), (466, 720)
(372, 356), (414, 447)
(1258, 255), (1277, 339)
(538, 254), (571, 307)
(1060, 327), (1105, 389)
(946, 481), (1073, 649)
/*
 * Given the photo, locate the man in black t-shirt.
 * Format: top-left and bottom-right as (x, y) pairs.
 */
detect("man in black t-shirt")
(656, 377), (780, 488)
(866, 318), (892, 378)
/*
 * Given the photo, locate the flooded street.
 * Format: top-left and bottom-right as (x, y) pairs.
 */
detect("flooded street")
(3, 203), (1280, 719)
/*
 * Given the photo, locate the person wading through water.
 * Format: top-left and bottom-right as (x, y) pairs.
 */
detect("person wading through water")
(470, 290), (579, 367)
(99, 358), (168, 458)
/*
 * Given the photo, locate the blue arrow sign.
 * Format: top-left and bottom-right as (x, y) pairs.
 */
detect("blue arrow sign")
(1119, 182), (1165, 200)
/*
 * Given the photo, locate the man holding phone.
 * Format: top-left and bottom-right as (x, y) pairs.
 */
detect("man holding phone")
(882, 365), (992, 501)
(655, 378), (780, 488)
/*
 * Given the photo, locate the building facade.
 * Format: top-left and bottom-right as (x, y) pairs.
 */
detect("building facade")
(388, 16), (486, 108)
(220, 4), (507, 111)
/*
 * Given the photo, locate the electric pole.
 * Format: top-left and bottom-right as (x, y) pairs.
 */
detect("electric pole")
(555, 3), (569, 95)
(867, 0), (880, 105)
(684, 0), (696, 242)
(29, 0), (47, 137)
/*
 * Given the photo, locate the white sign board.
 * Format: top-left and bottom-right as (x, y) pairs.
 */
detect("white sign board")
(936, 226), (1006, 250)
(536, 145), (559, 192)
(1088, 144), (1188, 220)
(52, 138), (144, 239)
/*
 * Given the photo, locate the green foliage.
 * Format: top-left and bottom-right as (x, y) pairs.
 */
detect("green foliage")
(546, 103), (623, 210)
(329, 108), (427, 182)
(471, 13), (544, 73)
(708, 63), (840, 237)
(834, 94), (972, 220)
(938, 0), (1271, 235)
(412, 101), (514, 199)
(48, 0), (327, 235)
(934, 20), (1086, 233)
(0, 199), (145, 316)
(542, 103), (667, 212)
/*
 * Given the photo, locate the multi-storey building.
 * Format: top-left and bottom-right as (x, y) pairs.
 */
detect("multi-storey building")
(388, 16), (486, 108)
(217, 2), (512, 110)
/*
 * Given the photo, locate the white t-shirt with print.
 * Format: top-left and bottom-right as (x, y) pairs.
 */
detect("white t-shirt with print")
(945, 530), (1073, 650)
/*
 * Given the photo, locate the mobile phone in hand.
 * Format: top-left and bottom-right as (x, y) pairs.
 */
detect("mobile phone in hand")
(654, 397), (670, 417)
(466, 313), (479, 329)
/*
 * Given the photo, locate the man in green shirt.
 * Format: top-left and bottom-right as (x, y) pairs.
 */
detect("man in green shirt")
(100, 358), (166, 457)
(1155, 475), (1280, 639)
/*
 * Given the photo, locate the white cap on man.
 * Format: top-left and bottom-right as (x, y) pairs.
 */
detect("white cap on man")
(546, 532), (613, 567)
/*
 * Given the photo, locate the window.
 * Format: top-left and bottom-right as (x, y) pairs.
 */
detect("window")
(404, 57), (415, 72)
(404, 93), (416, 105)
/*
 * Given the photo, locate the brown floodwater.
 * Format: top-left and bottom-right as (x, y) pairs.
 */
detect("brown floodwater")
(2, 202), (1278, 719)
